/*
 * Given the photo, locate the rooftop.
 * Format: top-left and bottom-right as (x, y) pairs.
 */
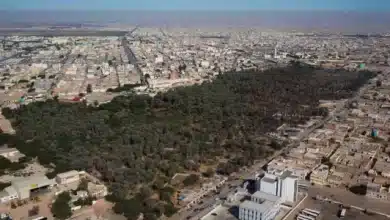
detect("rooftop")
(277, 170), (293, 179)
(0, 190), (9, 198)
(240, 200), (275, 213)
(12, 175), (54, 190)
(4, 186), (17, 196)
(261, 177), (277, 183)
(56, 170), (80, 179)
(252, 191), (281, 202)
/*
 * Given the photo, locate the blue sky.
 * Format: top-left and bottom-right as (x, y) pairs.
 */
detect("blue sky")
(1, 0), (390, 11)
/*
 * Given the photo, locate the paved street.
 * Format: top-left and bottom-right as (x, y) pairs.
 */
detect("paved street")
(122, 27), (143, 80)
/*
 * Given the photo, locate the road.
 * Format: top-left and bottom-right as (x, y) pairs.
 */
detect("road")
(122, 27), (143, 81)
(169, 71), (378, 220)
(48, 50), (73, 96)
(121, 37), (143, 83)
(125, 26), (139, 38)
(282, 193), (308, 220)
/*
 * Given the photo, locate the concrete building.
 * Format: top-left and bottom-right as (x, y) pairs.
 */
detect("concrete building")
(366, 182), (388, 200)
(279, 174), (298, 203)
(258, 170), (298, 203)
(239, 191), (281, 220)
(55, 170), (80, 185)
(11, 175), (55, 200)
(87, 182), (108, 198)
(260, 175), (278, 196)
(310, 164), (330, 186)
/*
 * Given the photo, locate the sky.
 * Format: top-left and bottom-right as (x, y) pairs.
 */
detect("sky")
(1, 0), (390, 11)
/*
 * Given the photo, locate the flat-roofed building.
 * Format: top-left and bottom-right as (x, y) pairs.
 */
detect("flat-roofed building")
(12, 175), (55, 200)
(366, 182), (388, 200)
(55, 170), (80, 185)
(310, 164), (329, 186)
(260, 175), (278, 196)
(258, 170), (298, 203)
(281, 175), (298, 203)
(239, 192), (281, 220)
(87, 182), (108, 198)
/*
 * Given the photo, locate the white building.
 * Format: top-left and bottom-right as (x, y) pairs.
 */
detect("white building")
(260, 175), (278, 196)
(239, 192), (281, 220)
(258, 170), (298, 203)
(281, 176), (298, 203)
(55, 170), (80, 185)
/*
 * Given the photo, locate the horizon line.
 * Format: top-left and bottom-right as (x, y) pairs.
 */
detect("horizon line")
(0, 9), (388, 12)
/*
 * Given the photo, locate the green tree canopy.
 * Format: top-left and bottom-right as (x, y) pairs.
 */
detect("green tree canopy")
(1, 66), (376, 219)
(183, 174), (199, 186)
(51, 192), (72, 220)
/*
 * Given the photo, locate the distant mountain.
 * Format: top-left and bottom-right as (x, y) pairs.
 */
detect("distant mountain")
(0, 10), (389, 32)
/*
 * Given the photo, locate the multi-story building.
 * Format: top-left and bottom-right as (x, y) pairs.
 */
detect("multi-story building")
(310, 164), (330, 186)
(258, 170), (298, 203)
(281, 175), (298, 203)
(239, 192), (281, 220)
(260, 175), (278, 196)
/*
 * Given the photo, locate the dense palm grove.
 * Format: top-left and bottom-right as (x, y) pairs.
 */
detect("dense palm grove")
(1, 65), (376, 220)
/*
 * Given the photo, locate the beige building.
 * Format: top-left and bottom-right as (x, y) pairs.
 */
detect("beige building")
(55, 170), (80, 185)
(87, 182), (108, 198)
(366, 182), (389, 200)
(310, 165), (329, 186)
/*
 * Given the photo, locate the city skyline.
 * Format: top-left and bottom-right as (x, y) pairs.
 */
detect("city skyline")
(1, 0), (390, 11)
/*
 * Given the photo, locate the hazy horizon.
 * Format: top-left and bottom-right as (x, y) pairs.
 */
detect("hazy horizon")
(2, 0), (390, 11)
(0, 10), (390, 32)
